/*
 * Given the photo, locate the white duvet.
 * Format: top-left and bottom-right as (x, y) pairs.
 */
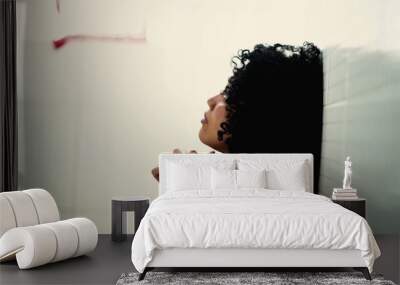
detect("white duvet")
(131, 189), (380, 273)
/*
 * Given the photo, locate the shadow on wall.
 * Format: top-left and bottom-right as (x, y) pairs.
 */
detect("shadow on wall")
(320, 46), (400, 234)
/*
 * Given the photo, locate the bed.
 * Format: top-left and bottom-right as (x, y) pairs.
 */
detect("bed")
(131, 153), (380, 280)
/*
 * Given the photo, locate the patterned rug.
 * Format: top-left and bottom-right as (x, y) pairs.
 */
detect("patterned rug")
(116, 271), (396, 285)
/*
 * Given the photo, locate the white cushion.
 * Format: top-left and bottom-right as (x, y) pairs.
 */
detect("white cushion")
(0, 196), (17, 237)
(238, 159), (309, 191)
(166, 163), (211, 191)
(166, 160), (235, 191)
(23, 189), (60, 224)
(0, 218), (97, 269)
(237, 169), (267, 188)
(42, 221), (78, 262)
(0, 191), (39, 227)
(65, 218), (98, 257)
(211, 169), (267, 190)
(267, 163), (308, 191)
(211, 168), (236, 190)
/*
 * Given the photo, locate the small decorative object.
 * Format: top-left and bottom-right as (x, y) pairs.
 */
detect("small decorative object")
(332, 156), (358, 200)
(342, 156), (352, 189)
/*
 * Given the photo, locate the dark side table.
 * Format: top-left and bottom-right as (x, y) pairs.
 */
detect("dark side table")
(332, 198), (366, 218)
(112, 197), (150, 242)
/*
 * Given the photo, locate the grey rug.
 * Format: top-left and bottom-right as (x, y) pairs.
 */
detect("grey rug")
(116, 272), (396, 285)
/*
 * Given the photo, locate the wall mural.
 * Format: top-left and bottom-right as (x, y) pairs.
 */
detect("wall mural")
(151, 43), (324, 192)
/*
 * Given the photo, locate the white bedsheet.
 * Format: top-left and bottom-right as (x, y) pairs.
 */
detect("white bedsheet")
(131, 189), (380, 273)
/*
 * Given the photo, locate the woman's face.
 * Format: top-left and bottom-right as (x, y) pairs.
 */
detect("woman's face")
(198, 93), (230, 152)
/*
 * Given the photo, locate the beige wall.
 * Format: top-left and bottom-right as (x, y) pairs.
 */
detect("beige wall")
(17, 0), (400, 233)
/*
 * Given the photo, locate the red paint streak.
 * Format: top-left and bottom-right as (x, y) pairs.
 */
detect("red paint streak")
(56, 0), (60, 14)
(53, 37), (68, 49)
(52, 34), (146, 49)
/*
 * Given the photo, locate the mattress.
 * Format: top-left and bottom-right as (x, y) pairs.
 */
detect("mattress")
(131, 189), (380, 273)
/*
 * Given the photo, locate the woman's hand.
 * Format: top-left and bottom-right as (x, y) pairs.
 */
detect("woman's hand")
(150, 148), (215, 182)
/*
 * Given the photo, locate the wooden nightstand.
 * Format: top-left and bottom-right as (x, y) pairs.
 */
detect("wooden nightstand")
(332, 198), (366, 218)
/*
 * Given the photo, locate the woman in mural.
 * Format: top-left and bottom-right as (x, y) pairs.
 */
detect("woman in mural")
(152, 42), (323, 190)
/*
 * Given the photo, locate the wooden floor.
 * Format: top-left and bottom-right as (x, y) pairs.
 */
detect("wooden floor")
(0, 234), (399, 285)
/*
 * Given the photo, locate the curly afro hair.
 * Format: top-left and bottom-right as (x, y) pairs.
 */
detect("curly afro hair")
(218, 42), (323, 190)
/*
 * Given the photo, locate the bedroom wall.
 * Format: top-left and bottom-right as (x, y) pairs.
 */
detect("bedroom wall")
(17, 0), (400, 233)
(319, 2), (400, 233)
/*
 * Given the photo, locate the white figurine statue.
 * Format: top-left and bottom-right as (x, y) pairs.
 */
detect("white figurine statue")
(342, 156), (352, 189)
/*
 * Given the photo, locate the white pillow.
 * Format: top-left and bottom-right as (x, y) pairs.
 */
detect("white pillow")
(211, 168), (267, 190)
(166, 163), (210, 191)
(211, 168), (236, 190)
(267, 166), (307, 191)
(166, 159), (236, 191)
(238, 159), (309, 191)
(236, 169), (267, 188)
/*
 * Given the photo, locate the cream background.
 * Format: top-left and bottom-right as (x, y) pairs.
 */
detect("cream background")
(16, 0), (400, 233)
